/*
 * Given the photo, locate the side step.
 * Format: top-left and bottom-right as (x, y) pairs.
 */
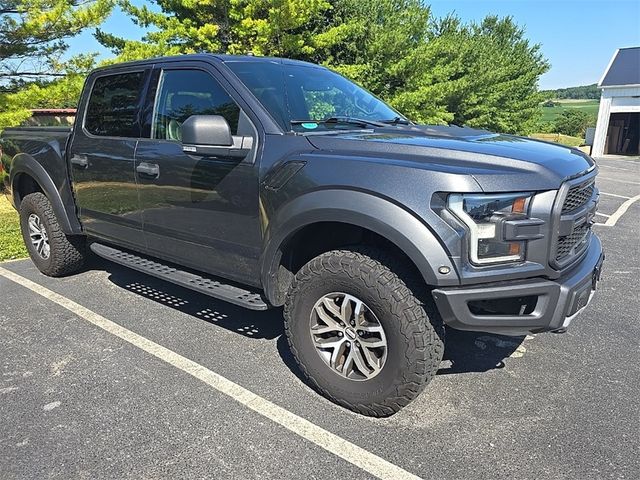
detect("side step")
(90, 243), (269, 311)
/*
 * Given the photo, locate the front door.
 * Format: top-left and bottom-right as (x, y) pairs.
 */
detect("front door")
(135, 65), (262, 285)
(69, 68), (148, 249)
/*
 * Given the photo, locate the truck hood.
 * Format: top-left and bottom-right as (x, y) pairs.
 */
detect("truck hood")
(306, 125), (595, 191)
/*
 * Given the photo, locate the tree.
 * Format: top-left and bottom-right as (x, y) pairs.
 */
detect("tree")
(0, 54), (96, 129)
(0, 1), (113, 130)
(0, 0), (113, 87)
(553, 109), (595, 137)
(387, 15), (549, 132)
(309, 8), (549, 132)
(95, 0), (331, 61)
(541, 84), (599, 100)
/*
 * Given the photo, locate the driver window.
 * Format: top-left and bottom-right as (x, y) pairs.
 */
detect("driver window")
(152, 69), (241, 141)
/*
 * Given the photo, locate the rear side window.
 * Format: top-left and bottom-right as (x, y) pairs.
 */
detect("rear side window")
(151, 69), (240, 141)
(84, 72), (145, 137)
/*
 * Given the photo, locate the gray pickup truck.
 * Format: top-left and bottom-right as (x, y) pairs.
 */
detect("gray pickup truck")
(1, 54), (604, 416)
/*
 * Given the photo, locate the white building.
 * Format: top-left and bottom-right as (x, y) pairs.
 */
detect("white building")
(592, 47), (640, 157)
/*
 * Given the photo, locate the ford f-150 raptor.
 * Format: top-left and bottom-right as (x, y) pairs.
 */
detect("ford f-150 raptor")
(1, 54), (604, 416)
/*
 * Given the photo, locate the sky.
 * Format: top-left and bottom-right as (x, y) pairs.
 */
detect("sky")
(66, 0), (640, 90)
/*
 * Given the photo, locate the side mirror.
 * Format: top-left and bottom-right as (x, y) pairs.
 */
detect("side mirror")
(181, 115), (233, 148)
(180, 114), (254, 158)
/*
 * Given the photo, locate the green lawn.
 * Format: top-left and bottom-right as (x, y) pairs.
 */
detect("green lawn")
(529, 133), (584, 147)
(0, 195), (28, 261)
(539, 99), (599, 124)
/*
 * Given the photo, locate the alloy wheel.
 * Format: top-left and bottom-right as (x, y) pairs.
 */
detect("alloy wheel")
(27, 213), (50, 259)
(309, 292), (388, 381)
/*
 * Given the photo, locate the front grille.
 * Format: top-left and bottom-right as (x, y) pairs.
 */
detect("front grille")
(555, 223), (590, 262)
(551, 176), (596, 268)
(562, 181), (595, 213)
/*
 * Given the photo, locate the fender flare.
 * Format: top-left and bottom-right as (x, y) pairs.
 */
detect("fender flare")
(260, 189), (459, 305)
(10, 154), (82, 235)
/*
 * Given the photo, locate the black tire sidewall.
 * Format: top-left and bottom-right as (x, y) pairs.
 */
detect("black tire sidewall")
(287, 265), (420, 406)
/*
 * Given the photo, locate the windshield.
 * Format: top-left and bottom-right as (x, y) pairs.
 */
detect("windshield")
(225, 60), (405, 132)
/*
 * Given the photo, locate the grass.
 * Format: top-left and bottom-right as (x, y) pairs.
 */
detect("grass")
(539, 99), (599, 124)
(0, 195), (27, 261)
(529, 133), (584, 147)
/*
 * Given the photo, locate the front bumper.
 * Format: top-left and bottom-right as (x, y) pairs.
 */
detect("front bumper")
(432, 235), (604, 336)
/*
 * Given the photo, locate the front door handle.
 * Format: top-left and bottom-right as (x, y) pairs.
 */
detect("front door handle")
(70, 155), (88, 168)
(136, 162), (160, 178)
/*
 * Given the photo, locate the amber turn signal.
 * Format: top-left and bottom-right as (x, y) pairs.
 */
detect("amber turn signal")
(508, 243), (522, 255)
(511, 197), (527, 214)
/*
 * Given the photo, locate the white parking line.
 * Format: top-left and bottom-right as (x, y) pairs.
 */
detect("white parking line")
(600, 192), (631, 199)
(598, 177), (640, 186)
(0, 267), (421, 480)
(598, 165), (631, 172)
(596, 194), (640, 227)
(595, 212), (611, 217)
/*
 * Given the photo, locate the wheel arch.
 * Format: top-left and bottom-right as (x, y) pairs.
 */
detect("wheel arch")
(10, 154), (82, 235)
(261, 189), (459, 306)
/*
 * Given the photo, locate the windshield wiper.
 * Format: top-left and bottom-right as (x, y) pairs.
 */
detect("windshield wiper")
(291, 116), (387, 128)
(379, 116), (411, 125)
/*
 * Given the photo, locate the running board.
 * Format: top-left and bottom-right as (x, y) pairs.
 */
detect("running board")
(90, 243), (269, 311)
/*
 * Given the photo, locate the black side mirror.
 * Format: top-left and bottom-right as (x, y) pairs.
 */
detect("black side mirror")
(180, 114), (253, 158)
(181, 115), (233, 148)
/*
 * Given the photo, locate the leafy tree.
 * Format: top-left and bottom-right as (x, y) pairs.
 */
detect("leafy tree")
(313, 8), (549, 132)
(553, 109), (595, 137)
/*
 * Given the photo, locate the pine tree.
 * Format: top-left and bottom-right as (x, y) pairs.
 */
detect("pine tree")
(0, 0), (113, 130)
(1, 0), (113, 86)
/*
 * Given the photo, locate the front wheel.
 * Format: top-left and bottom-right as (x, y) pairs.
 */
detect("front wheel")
(284, 248), (445, 417)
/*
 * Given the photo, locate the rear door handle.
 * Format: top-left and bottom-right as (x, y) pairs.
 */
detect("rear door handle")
(136, 162), (160, 178)
(70, 155), (88, 168)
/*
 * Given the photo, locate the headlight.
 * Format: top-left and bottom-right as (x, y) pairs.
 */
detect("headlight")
(448, 193), (534, 265)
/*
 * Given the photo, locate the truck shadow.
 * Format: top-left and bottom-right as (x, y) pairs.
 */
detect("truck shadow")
(100, 259), (283, 340)
(437, 329), (525, 375)
(100, 258), (524, 378)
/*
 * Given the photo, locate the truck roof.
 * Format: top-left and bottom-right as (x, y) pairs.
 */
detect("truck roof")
(90, 53), (322, 73)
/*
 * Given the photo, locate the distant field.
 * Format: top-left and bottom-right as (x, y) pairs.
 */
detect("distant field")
(539, 99), (599, 123)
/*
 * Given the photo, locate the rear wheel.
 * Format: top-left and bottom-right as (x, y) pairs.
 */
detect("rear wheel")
(284, 248), (444, 417)
(19, 192), (86, 277)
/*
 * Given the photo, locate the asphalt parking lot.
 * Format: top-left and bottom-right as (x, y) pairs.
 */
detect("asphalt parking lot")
(1, 156), (639, 480)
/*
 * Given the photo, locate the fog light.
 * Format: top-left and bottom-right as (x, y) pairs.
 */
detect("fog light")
(438, 266), (451, 274)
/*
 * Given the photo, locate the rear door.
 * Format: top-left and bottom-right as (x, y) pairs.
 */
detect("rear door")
(134, 62), (262, 285)
(69, 67), (150, 249)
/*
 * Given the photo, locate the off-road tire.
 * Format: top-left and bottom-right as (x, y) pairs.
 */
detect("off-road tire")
(284, 247), (445, 417)
(19, 192), (86, 277)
